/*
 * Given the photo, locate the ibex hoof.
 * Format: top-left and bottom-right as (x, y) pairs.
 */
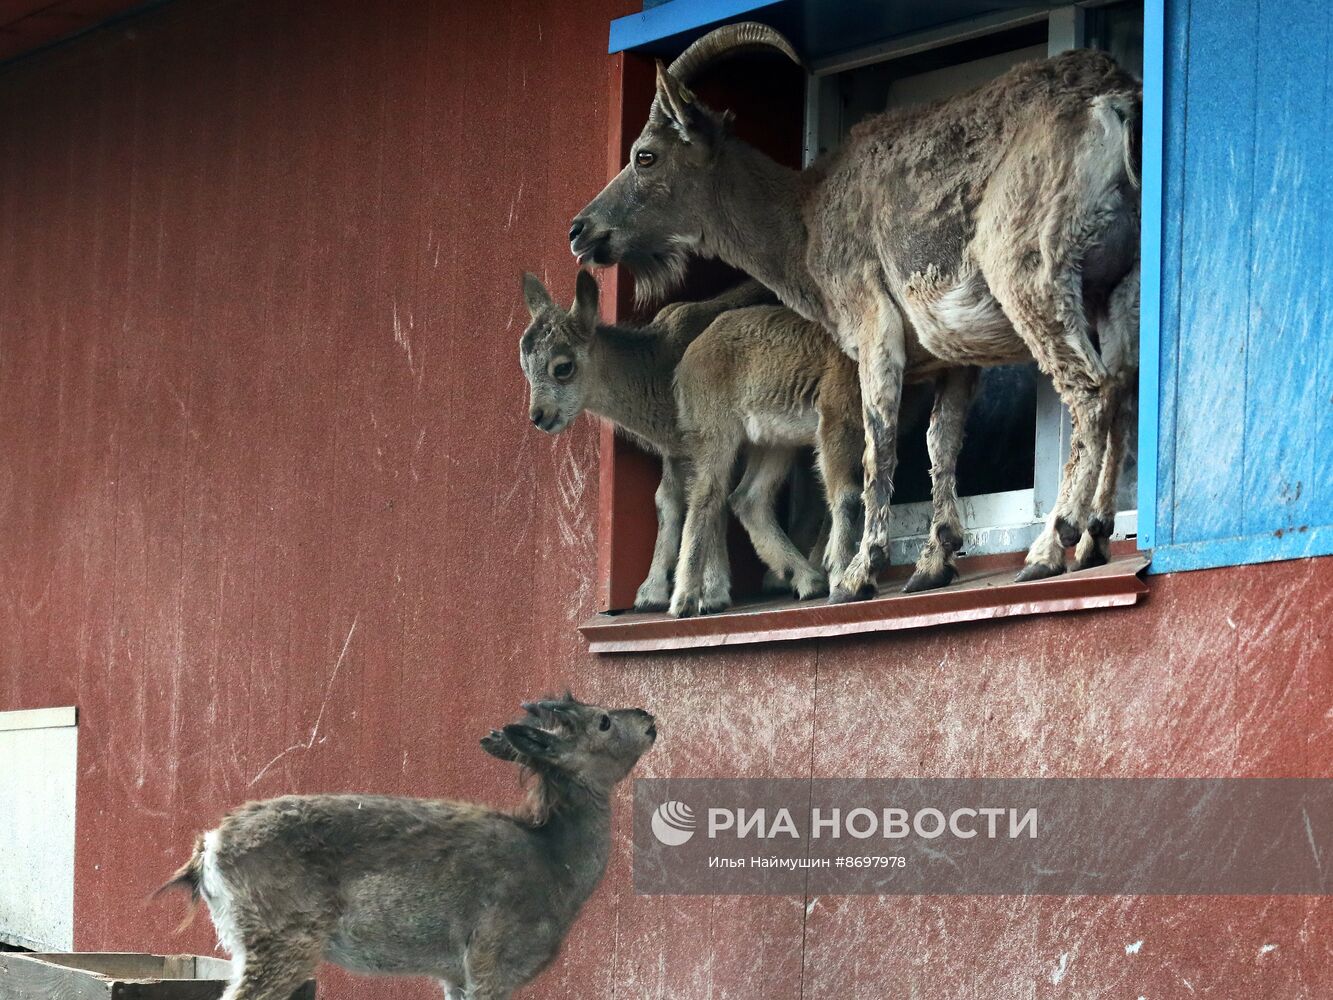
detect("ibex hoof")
(1015, 561), (1066, 583)
(669, 593), (730, 618)
(1075, 548), (1109, 571)
(793, 570), (829, 601)
(902, 563), (958, 593)
(829, 554), (880, 603)
(828, 578), (879, 603)
(1074, 533), (1110, 571)
(634, 583), (672, 613)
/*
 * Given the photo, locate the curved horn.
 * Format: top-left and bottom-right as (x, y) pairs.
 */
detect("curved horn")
(667, 22), (802, 86)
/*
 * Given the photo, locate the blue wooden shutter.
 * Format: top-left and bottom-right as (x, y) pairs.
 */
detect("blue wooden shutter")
(1142, 0), (1333, 572)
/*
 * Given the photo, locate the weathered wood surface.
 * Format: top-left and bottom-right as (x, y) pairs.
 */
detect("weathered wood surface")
(0, 952), (110, 1000)
(0, 953), (313, 1000)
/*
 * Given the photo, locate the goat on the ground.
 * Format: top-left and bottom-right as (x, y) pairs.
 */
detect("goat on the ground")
(158, 694), (656, 1000)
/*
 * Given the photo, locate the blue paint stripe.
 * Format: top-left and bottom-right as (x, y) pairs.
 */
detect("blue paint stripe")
(1137, 0), (1166, 551)
(1242, 0), (1329, 535)
(1315, 3), (1333, 531)
(1153, 0), (1193, 548)
(1170, 0), (1259, 544)
(608, 0), (783, 54)
(1147, 528), (1333, 575)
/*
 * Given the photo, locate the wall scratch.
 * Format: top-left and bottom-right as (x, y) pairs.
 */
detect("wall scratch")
(248, 615), (359, 787)
(393, 297), (416, 375)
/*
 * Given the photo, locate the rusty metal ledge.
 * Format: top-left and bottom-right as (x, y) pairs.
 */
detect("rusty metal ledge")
(579, 551), (1150, 653)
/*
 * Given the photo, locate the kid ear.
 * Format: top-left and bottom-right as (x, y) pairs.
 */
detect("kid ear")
(502, 724), (558, 761)
(480, 729), (520, 762)
(571, 270), (600, 330)
(522, 272), (555, 319)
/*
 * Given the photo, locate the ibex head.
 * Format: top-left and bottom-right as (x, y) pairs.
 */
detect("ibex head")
(481, 692), (657, 800)
(518, 270), (600, 433)
(569, 23), (801, 302)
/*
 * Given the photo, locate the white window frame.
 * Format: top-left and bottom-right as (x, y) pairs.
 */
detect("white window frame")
(802, 3), (1139, 566)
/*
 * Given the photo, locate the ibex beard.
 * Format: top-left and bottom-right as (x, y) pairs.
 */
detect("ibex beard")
(158, 694), (656, 1000)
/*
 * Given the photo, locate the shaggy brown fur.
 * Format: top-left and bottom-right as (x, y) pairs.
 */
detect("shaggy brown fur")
(572, 32), (1141, 596)
(668, 303), (865, 614)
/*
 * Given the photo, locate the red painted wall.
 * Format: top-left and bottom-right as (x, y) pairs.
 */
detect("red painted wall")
(0, 0), (142, 62)
(1, 2), (1331, 997)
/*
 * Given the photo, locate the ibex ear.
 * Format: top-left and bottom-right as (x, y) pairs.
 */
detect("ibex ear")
(480, 729), (520, 762)
(654, 61), (701, 140)
(522, 272), (554, 319)
(503, 724), (559, 762)
(571, 270), (599, 331)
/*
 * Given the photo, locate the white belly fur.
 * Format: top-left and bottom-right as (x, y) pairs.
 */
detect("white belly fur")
(902, 272), (1027, 365)
(743, 410), (819, 446)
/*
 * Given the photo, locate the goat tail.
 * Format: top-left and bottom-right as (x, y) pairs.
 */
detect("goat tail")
(152, 835), (205, 933)
(1093, 90), (1142, 191)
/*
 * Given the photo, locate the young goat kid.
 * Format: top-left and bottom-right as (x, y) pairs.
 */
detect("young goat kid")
(520, 272), (865, 616)
(520, 271), (775, 610)
(159, 695), (656, 1000)
(669, 302), (864, 616)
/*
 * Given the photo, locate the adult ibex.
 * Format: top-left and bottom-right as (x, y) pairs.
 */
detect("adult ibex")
(158, 694), (656, 1000)
(571, 25), (1142, 599)
(520, 271), (865, 615)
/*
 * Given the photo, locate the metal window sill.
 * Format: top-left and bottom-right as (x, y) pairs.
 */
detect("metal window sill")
(579, 550), (1149, 653)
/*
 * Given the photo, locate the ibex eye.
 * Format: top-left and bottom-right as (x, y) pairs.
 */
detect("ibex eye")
(599, 714), (611, 731)
(635, 150), (656, 168)
(552, 360), (575, 380)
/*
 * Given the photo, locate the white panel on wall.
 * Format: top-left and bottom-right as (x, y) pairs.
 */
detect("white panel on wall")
(0, 707), (77, 950)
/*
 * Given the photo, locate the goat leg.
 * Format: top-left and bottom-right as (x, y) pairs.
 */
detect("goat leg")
(1074, 389), (1124, 569)
(670, 434), (735, 616)
(729, 446), (828, 600)
(904, 365), (978, 593)
(830, 301), (908, 603)
(815, 357), (865, 589)
(635, 457), (685, 610)
(1076, 263), (1139, 571)
(220, 942), (322, 1000)
(982, 249), (1110, 582)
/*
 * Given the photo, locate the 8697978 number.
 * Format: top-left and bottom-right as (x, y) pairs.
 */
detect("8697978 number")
(834, 856), (906, 869)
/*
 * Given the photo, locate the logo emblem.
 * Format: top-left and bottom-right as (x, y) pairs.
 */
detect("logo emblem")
(651, 800), (696, 846)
